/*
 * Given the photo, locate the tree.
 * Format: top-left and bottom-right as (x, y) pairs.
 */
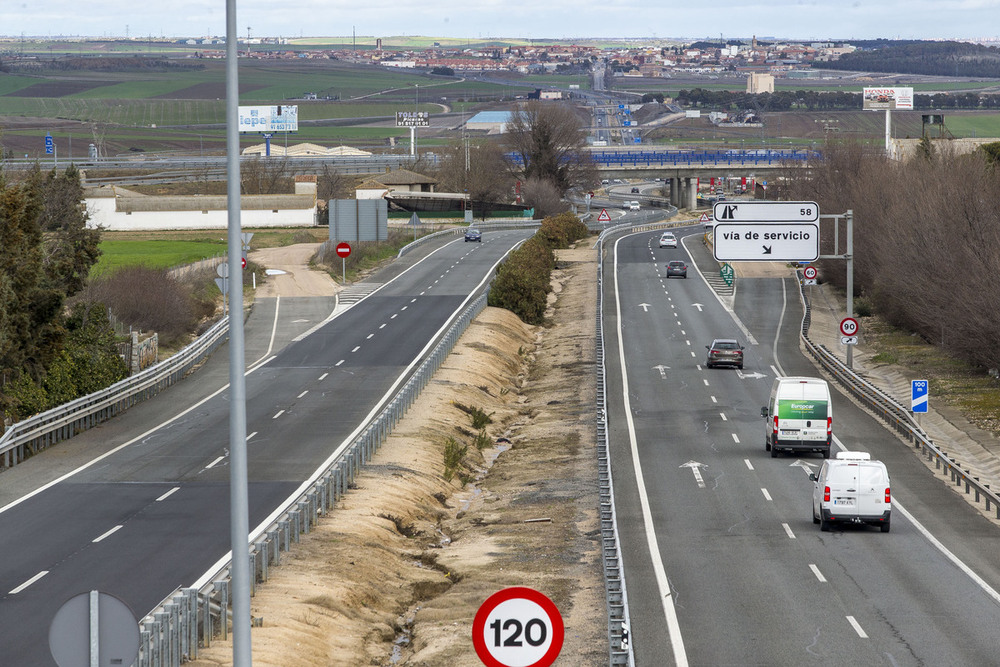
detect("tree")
(26, 163), (102, 297)
(434, 139), (513, 219)
(503, 101), (596, 196)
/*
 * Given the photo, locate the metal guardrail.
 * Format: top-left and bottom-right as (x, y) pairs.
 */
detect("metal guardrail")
(596, 228), (635, 665)
(136, 291), (491, 666)
(796, 271), (1000, 516)
(0, 317), (230, 470)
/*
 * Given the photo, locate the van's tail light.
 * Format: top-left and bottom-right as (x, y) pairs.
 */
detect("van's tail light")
(824, 486), (831, 503)
(773, 416), (779, 438)
(827, 417), (832, 435)
(885, 488), (891, 504)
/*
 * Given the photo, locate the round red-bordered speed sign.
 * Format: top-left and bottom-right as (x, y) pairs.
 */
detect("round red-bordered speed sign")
(335, 242), (352, 258)
(840, 317), (859, 337)
(472, 587), (564, 667)
(803, 265), (817, 280)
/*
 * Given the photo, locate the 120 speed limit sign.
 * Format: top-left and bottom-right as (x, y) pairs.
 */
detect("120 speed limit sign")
(473, 587), (564, 667)
(840, 317), (859, 337)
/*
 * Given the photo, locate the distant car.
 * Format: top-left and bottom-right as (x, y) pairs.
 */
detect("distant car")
(658, 232), (677, 248)
(601, 179), (610, 185)
(629, 201), (640, 211)
(705, 338), (744, 369)
(464, 228), (482, 242)
(631, 186), (640, 194)
(665, 260), (687, 278)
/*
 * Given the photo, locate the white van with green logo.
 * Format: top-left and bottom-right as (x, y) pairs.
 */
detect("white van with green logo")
(761, 377), (832, 458)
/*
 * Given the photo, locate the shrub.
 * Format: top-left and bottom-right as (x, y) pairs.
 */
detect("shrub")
(442, 436), (468, 482)
(536, 212), (589, 250)
(87, 266), (200, 346)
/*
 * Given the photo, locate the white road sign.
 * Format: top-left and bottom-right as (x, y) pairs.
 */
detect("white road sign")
(712, 223), (820, 262)
(714, 201), (819, 223)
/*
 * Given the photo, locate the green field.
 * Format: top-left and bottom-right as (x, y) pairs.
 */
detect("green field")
(92, 239), (228, 276)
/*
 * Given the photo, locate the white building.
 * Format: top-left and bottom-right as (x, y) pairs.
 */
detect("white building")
(85, 176), (318, 231)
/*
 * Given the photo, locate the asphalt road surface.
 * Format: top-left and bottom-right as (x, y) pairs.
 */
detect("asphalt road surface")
(0, 230), (530, 666)
(604, 226), (1000, 666)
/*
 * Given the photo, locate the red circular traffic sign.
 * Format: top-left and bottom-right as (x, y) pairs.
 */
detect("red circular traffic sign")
(803, 265), (817, 280)
(335, 242), (352, 258)
(840, 317), (859, 336)
(472, 587), (564, 667)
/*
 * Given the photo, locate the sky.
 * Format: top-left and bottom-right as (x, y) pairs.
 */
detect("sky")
(2, 0), (999, 42)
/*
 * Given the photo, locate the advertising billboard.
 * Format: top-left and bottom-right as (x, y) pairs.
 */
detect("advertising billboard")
(395, 111), (430, 127)
(862, 87), (913, 111)
(238, 105), (299, 133)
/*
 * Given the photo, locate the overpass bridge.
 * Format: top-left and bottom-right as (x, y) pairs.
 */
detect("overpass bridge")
(588, 148), (817, 208)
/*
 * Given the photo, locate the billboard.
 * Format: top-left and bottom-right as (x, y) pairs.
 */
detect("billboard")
(395, 111), (430, 127)
(862, 87), (913, 111)
(238, 105), (299, 133)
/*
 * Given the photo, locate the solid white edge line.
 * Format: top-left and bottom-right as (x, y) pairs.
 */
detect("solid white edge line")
(93, 525), (123, 543)
(613, 233), (689, 666)
(846, 615), (868, 638)
(9, 570), (48, 594)
(809, 564), (827, 583)
(155, 487), (181, 502)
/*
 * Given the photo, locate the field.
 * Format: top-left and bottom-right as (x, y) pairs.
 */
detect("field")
(91, 239), (229, 276)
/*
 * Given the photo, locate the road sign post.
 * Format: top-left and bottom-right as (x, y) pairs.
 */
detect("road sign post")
(336, 241), (351, 282)
(472, 587), (564, 667)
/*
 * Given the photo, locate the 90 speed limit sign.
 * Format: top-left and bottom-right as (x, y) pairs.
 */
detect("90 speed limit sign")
(473, 587), (564, 667)
(840, 317), (859, 337)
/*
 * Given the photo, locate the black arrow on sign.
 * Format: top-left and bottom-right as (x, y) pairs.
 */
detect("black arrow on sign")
(762, 245), (772, 255)
(720, 205), (737, 220)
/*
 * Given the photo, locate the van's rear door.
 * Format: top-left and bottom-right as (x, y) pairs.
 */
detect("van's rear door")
(828, 464), (860, 516)
(857, 463), (887, 517)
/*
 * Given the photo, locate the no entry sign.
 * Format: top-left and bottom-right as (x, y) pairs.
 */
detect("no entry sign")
(473, 587), (564, 667)
(335, 242), (352, 258)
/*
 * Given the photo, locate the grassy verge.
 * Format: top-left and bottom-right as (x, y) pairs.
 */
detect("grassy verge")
(865, 316), (1000, 435)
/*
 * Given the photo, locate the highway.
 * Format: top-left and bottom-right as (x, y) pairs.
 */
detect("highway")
(0, 230), (531, 665)
(604, 227), (1000, 665)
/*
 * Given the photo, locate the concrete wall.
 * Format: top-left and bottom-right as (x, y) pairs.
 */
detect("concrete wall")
(890, 137), (999, 162)
(85, 197), (317, 231)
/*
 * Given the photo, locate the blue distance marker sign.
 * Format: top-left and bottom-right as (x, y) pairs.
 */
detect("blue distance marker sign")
(45, 134), (54, 154)
(911, 380), (928, 413)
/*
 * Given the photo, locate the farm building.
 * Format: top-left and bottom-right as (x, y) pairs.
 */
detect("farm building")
(84, 176), (318, 231)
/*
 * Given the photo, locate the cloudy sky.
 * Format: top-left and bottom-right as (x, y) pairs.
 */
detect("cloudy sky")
(2, 0), (998, 41)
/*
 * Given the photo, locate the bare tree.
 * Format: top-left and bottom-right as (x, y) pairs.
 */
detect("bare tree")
(240, 156), (293, 195)
(521, 176), (569, 219)
(434, 138), (513, 219)
(503, 100), (597, 195)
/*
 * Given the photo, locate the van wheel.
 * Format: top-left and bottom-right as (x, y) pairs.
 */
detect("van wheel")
(822, 448), (831, 459)
(812, 507), (820, 525)
(770, 446), (778, 458)
(765, 440), (771, 452)
(880, 519), (891, 533)
(820, 517), (830, 532)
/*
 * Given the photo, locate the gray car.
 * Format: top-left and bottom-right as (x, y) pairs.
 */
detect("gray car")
(665, 260), (687, 278)
(706, 338), (744, 369)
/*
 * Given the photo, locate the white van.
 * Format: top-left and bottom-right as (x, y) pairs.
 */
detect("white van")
(810, 452), (891, 532)
(761, 377), (832, 458)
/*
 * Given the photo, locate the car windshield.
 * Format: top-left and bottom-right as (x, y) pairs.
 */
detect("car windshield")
(669, 261), (684, 267)
(714, 341), (739, 350)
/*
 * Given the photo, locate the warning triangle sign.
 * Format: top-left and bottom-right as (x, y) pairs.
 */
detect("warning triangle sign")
(598, 208), (611, 222)
(699, 213), (710, 222)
